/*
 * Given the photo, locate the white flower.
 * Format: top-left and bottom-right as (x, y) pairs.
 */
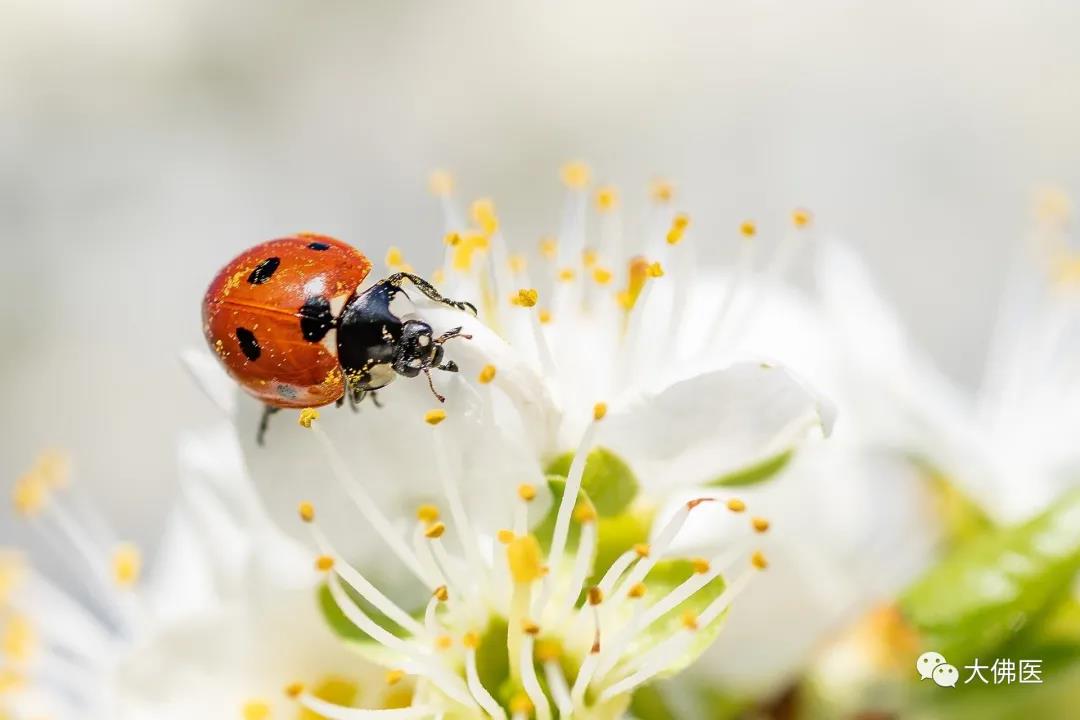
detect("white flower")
(232, 166), (833, 717)
(1, 418), (390, 720)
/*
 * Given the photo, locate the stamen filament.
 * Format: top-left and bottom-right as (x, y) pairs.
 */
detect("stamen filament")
(465, 645), (508, 720)
(520, 634), (553, 720)
(299, 691), (435, 719)
(431, 428), (488, 586)
(544, 659), (574, 718)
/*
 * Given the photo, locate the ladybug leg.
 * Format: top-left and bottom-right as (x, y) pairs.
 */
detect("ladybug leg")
(433, 326), (472, 345)
(387, 272), (478, 316)
(335, 396), (345, 408)
(369, 391), (383, 409)
(424, 369), (447, 403)
(437, 360), (459, 373)
(256, 405), (281, 446)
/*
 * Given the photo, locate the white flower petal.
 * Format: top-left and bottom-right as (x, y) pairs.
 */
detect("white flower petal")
(180, 347), (237, 417)
(600, 363), (830, 491)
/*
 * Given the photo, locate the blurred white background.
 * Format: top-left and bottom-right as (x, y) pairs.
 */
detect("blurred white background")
(3, 0), (1079, 553)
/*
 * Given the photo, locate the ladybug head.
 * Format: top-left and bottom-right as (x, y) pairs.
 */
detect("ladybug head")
(393, 319), (443, 377)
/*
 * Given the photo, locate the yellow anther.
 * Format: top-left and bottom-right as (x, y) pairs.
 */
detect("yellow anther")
(512, 288), (539, 307)
(691, 557), (711, 574)
(560, 161), (591, 189)
(425, 522), (447, 539)
(506, 534), (544, 584)
(620, 256), (650, 311)
(752, 517), (770, 533)
(451, 232), (489, 271)
(647, 261), (664, 278)
(650, 178), (675, 204)
(634, 543), (650, 558)
(315, 555), (335, 572)
(517, 483), (537, 502)
(508, 253), (527, 274)
(462, 632), (480, 649)
(593, 402), (608, 421)
(497, 529), (515, 544)
(792, 208), (812, 229)
(536, 639), (563, 662)
(666, 214), (690, 245)
(443, 231), (462, 247)
(385, 246), (406, 268)
(751, 550), (769, 570)
(472, 364), (495, 387)
(595, 186), (619, 212)
(12, 476), (47, 517)
(417, 504), (440, 524)
(2, 614), (35, 662)
(424, 409), (447, 426)
(298, 501), (315, 523)
(588, 586), (604, 605)
(558, 267), (576, 282)
(435, 634), (453, 650)
(428, 170), (454, 197)
(284, 681), (305, 699)
(740, 220), (757, 238)
(521, 619), (541, 635)
(627, 582), (648, 599)
(510, 692), (534, 714)
(726, 498), (746, 513)
(112, 543), (141, 588)
(582, 248), (598, 268)
(298, 408), (319, 428)
(0, 667), (26, 694)
(539, 237), (558, 259)
(385, 669), (405, 686)
(470, 198), (499, 236)
(592, 267), (613, 285)
(573, 502), (597, 524)
(682, 611), (700, 631)
(242, 700), (271, 720)
(538, 308), (553, 324)
(433, 585), (449, 602)
(32, 451), (70, 489)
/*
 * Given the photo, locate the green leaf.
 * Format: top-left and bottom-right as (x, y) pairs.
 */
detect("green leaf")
(317, 581), (415, 667)
(545, 446), (639, 516)
(900, 487), (1080, 662)
(707, 449), (793, 487)
(914, 456), (996, 547)
(594, 508), (654, 585)
(624, 558), (729, 676)
(632, 680), (752, 720)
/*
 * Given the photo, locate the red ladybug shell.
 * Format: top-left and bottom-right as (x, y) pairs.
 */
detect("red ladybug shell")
(202, 234), (372, 408)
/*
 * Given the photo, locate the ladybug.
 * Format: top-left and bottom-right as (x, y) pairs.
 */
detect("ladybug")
(202, 233), (476, 443)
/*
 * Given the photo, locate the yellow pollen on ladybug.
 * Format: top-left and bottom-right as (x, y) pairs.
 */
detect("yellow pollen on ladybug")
(478, 364), (497, 384)
(425, 522), (447, 539)
(424, 409), (447, 426)
(385, 669), (405, 686)
(560, 161), (591, 189)
(507, 534), (544, 584)
(284, 681), (305, 699)
(727, 498), (746, 513)
(538, 308), (553, 324)
(595, 186), (619, 212)
(433, 585), (449, 602)
(650, 178), (675, 203)
(593, 402), (608, 421)
(751, 550), (769, 570)
(112, 543), (141, 588)
(315, 555), (335, 572)
(752, 517), (770, 533)
(511, 288), (539, 307)
(592, 266), (614, 285)
(242, 700), (271, 720)
(428, 169), (454, 197)
(517, 483), (537, 502)
(298, 501), (315, 523)
(539, 237), (558, 259)
(792, 208), (812, 229)
(740, 220), (757, 238)
(298, 408), (319, 428)
(416, 504), (440, 524)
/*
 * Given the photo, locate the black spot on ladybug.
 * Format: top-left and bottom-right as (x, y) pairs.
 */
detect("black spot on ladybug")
(247, 257), (280, 285)
(307, 242), (330, 251)
(236, 327), (261, 361)
(299, 295), (334, 342)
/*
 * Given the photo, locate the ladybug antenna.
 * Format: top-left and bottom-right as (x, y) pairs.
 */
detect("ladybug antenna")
(424, 369), (446, 403)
